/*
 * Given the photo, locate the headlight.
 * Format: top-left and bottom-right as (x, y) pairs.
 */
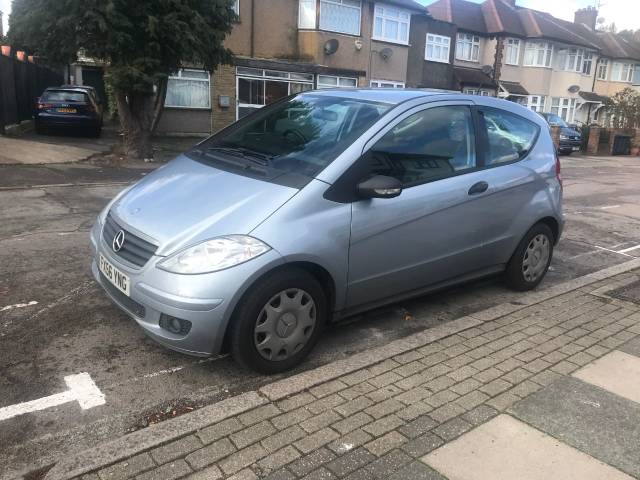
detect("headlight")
(559, 134), (569, 140)
(157, 235), (271, 274)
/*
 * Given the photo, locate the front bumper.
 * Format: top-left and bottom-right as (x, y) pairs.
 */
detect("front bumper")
(89, 220), (284, 356)
(558, 139), (581, 152)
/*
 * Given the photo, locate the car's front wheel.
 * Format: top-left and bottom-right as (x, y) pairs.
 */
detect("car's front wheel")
(229, 267), (327, 374)
(505, 223), (554, 291)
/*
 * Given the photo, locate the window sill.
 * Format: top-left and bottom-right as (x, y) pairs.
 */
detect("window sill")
(371, 36), (409, 46)
(425, 58), (450, 64)
(504, 62), (519, 66)
(456, 58), (480, 63)
(164, 106), (212, 111)
(300, 27), (361, 38)
(522, 65), (552, 69)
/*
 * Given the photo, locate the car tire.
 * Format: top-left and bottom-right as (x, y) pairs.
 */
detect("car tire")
(35, 123), (46, 135)
(229, 267), (327, 374)
(505, 223), (554, 292)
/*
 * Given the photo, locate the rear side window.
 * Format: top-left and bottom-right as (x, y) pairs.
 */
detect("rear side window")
(481, 108), (539, 165)
(366, 106), (477, 187)
(41, 91), (88, 103)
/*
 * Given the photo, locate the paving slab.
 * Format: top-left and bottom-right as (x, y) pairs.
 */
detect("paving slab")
(572, 350), (640, 404)
(510, 377), (640, 479)
(422, 414), (632, 480)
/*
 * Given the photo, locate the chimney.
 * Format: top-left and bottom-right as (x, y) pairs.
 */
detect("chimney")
(574, 6), (598, 30)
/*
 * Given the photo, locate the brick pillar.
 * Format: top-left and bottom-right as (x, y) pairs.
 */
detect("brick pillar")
(632, 129), (640, 156)
(550, 126), (561, 150)
(587, 126), (600, 155)
(211, 64), (238, 133)
(493, 37), (504, 85)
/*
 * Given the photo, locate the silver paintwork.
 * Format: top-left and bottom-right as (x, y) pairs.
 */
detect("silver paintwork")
(90, 89), (564, 357)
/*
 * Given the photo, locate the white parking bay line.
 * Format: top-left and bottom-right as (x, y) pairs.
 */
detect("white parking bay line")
(593, 245), (635, 258)
(0, 373), (105, 421)
(618, 244), (640, 254)
(0, 301), (38, 312)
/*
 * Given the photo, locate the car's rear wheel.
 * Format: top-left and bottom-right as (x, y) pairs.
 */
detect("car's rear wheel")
(229, 268), (327, 374)
(505, 223), (554, 291)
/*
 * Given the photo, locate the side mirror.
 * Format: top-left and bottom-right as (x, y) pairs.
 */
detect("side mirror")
(357, 175), (402, 199)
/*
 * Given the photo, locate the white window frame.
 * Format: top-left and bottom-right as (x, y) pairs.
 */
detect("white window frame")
(425, 34), (451, 63)
(372, 3), (411, 45)
(551, 97), (577, 122)
(456, 33), (480, 62)
(317, 75), (358, 89)
(523, 41), (553, 68)
(611, 62), (634, 82)
(235, 67), (314, 120)
(232, 0), (239, 14)
(463, 88), (491, 96)
(582, 52), (594, 75)
(557, 47), (584, 72)
(165, 69), (211, 109)
(298, 0), (316, 29)
(526, 95), (546, 112)
(597, 58), (609, 80)
(319, 0), (362, 36)
(371, 79), (405, 88)
(505, 38), (520, 66)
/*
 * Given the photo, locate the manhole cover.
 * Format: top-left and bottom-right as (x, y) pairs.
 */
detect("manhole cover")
(607, 280), (640, 305)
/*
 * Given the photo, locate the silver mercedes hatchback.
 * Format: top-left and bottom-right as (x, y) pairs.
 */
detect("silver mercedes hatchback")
(90, 89), (563, 373)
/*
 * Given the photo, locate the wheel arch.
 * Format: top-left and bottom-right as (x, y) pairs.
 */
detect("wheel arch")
(219, 260), (337, 353)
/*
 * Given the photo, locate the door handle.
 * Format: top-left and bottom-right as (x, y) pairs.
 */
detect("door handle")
(468, 181), (489, 195)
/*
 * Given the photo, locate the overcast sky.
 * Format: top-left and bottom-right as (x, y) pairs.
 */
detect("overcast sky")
(0, 0), (638, 38)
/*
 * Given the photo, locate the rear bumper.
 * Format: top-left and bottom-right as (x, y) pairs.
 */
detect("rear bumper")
(35, 112), (101, 128)
(558, 139), (581, 152)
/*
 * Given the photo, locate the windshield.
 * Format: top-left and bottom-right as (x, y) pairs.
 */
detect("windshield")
(194, 93), (392, 178)
(544, 114), (568, 128)
(41, 91), (88, 103)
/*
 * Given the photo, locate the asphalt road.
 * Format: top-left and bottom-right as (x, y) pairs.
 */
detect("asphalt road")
(1, 154), (640, 479)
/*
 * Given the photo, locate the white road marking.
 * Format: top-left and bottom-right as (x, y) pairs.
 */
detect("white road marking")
(617, 244), (640, 254)
(142, 366), (184, 379)
(0, 301), (38, 312)
(600, 205), (621, 210)
(593, 245), (635, 257)
(0, 373), (105, 421)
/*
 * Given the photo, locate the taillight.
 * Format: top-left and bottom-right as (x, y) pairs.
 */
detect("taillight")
(37, 103), (53, 110)
(555, 152), (563, 190)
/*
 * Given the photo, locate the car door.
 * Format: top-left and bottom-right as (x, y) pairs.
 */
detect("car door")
(346, 102), (501, 309)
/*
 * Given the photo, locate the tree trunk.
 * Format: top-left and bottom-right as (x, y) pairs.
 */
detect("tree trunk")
(116, 91), (154, 160)
(150, 77), (169, 134)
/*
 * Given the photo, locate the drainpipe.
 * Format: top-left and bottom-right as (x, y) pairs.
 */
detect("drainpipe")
(250, 0), (255, 58)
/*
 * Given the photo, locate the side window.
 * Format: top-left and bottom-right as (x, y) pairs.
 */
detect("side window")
(365, 106), (476, 186)
(482, 108), (539, 165)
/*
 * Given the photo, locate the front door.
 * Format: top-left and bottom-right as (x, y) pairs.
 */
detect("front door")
(346, 103), (497, 308)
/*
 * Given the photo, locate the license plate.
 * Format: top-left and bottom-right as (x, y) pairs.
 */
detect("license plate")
(57, 108), (77, 113)
(99, 254), (130, 296)
(572, 146), (580, 151)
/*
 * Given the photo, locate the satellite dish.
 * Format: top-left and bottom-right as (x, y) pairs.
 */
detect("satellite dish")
(324, 39), (339, 55)
(481, 65), (494, 76)
(379, 48), (394, 61)
(568, 85), (581, 93)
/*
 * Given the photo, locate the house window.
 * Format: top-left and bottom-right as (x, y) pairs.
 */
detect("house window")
(505, 38), (520, 65)
(551, 97), (577, 122)
(373, 4), (410, 44)
(634, 65), (640, 85)
(425, 34), (450, 63)
(582, 52), (593, 75)
(523, 42), (553, 67)
(456, 33), (480, 62)
(371, 79), (405, 88)
(463, 88), (491, 96)
(165, 69), (211, 109)
(236, 67), (314, 119)
(557, 48), (584, 72)
(527, 95), (546, 112)
(611, 62), (634, 82)
(319, 0), (361, 36)
(232, 0), (239, 14)
(597, 59), (608, 80)
(317, 75), (358, 88)
(299, 0), (316, 28)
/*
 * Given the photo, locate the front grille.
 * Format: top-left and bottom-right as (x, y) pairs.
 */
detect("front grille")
(100, 272), (146, 318)
(103, 213), (158, 268)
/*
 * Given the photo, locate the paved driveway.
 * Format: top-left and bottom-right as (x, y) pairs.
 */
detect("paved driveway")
(1, 154), (640, 478)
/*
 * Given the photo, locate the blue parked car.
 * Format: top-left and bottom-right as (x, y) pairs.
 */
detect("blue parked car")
(91, 90), (563, 373)
(35, 86), (103, 137)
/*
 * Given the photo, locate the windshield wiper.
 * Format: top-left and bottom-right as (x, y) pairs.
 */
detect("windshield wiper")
(206, 146), (272, 166)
